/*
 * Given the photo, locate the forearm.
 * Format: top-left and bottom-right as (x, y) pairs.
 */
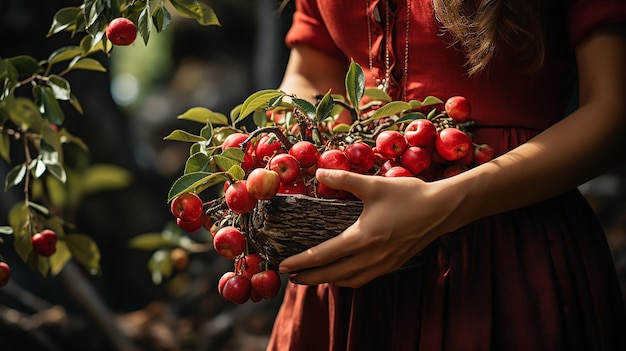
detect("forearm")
(439, 25), (626, 232)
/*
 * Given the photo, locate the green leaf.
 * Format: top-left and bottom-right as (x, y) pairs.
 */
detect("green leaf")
(345, 60), (365, 109)
(214, 147), (244, 169)
(236, 90), (284, 124)
(27, 201), (49, 215)
(369, 101), (412, 120)
(178, 107), (229, 125)
(30, 158), (47, 178)
(138, 5), (152, 45)
(47, 7), (81, 36)
(0, 132), (10, 163)
(169, 0), (221, 26)
(9, 202), (32, 262)
(128, 233), (180, 251)
(292, 97), (317, 120)
(46, 163), (67, 183)
(67, 57), (107, 73)
(47, 75), (71, 100)
(184, 152), (211, 173)
(32, 253), (51, 277)
(364, 87), (392, 102)
(47, 46), (84, 66)
(65, 233), (101, 274)
(148, 249), (173, 284)
(81, 164), (133, 194)
(395, 112), (427, 124)
(49, 240), (72, 275)
(7, 97), (44, 133)
(252, 109), (269, 128)
(163, 129), (206, 143)
(315, 90), (335, 123)
(5, 163), (26, 191)
(421, 95), (444, 106)
(8, 55), (42, 79)
(331, 123), (351, 133)
(152, 4), (172, 32)
(167, 172), (228, 201)
(225, 164), (245, 182)
(34, 85), (65, 125)
(200, 122), (213, 141)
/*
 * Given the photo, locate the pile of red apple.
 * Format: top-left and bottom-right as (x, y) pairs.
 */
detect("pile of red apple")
(169, 95), (494, 304)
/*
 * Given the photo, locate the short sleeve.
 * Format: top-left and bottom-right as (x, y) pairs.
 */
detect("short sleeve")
(568, 0), (626, 47)
(284, 0), (348, 61)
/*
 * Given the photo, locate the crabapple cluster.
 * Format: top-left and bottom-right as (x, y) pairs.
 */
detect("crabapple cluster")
(213, 226), (282, 304)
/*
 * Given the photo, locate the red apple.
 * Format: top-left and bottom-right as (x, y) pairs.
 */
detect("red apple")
(382, 166), (414, 177)
(278, 177), (309, 195)
(170, 193), (204, 222)
(443, 163), (468, 178)
(176, 215), (204, 233)
(375, 130), (408, 159)
(255, 134), (284, 165)
(444, 96), (471, 123)
(221, 274), (252, 304)
(268, 153), (301, 184)
(315, 182), (349, 199)
(344, 142), (376, 173)
(435, 128), (472, 161)
(213, 226), (246, 259)
(379, 159), (399, 175)
(399, 146), (431, 175)
(473, 143), (495, 165)
(218, 271), (236, 295)
(317, 149), (351, 171)
(224, 180), (257, 214)
(404, 119), (436, 148)
(31, 229), (57, 257)
(0, 262), (11, 287)
(251, 270), (282, 299)
(106, 18), (137, 46)
(289, 141), (321, 168)
(221, 132), (249, 151)
(246, 168), (280, 200)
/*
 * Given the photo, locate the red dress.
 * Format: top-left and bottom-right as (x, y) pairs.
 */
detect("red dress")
(267, 1), (626, 350)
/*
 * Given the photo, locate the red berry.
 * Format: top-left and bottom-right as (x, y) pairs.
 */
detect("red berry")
(0, 262), (11, 287)
(213, 226), (246, 259)
(106, 18), (137, 46)
(289, 141), (320, 168)
(170, 193), (204, 222)
(224, 180), (257, 214)
(31, 229), (58, 257)
(444, 96), (471, 123)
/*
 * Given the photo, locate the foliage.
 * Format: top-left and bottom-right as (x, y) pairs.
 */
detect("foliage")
(0, 0), (220, 277)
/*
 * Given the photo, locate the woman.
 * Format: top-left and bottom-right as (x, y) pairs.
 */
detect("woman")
(268, 0), (626, 350)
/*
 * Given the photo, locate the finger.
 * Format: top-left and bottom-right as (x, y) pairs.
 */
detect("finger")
(278, 220), (365, 274)
(315, 168), (377, 200)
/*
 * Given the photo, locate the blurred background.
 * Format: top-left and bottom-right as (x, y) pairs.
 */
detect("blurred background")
(0, 0), (625, 350)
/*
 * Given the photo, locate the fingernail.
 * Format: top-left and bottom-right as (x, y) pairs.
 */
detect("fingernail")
(279, 265), (290, 273)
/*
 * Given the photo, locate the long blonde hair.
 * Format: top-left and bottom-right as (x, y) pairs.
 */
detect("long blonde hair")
(432, 0), (545, 76)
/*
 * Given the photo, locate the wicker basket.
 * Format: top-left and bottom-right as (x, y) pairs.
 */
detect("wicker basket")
(241, 194), (423, 270)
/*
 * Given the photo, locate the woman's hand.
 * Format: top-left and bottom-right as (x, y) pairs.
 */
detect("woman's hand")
(278, 168), (466, 288)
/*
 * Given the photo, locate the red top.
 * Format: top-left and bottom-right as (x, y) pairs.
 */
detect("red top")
(285, 0), (626, 131)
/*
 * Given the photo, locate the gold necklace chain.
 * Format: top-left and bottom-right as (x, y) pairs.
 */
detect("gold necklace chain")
(366, 0), (410, 99)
